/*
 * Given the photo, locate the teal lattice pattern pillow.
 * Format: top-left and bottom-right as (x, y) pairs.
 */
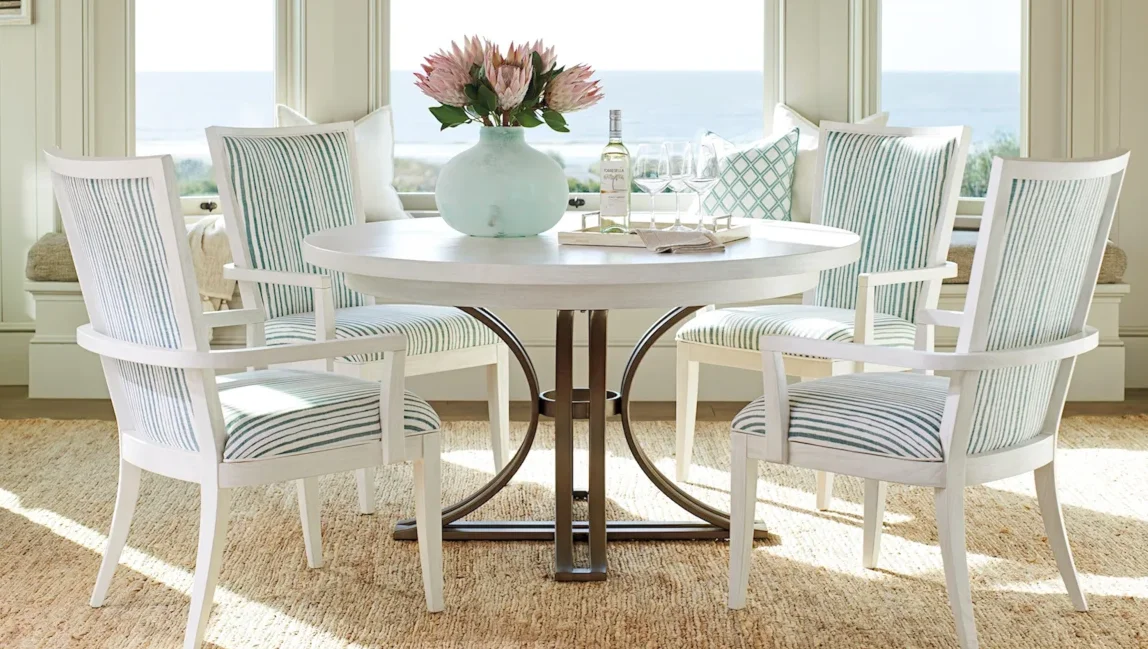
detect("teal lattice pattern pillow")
(702, 128), (799, 221)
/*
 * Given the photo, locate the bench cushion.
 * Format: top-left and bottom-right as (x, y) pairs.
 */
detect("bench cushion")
(25, 232), (78, 282)
(945, 229), (1125, 284)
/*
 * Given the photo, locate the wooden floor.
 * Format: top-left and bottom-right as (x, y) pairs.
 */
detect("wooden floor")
(3, 386), (1147, 421)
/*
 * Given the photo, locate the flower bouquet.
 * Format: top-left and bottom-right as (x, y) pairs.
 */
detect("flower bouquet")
(414, 37), (605, 237)
(415, 36), (603, 132)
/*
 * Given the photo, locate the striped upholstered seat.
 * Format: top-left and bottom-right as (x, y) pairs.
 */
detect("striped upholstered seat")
(676, 305), (917, 351)
(732, 372), (948, 461)
(264, 305), (500, 363)
(218, 369), (440, 462)
(213, 129), (499, 365)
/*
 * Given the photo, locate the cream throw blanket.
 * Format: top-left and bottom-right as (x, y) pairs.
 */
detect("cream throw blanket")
(188, 214), (235, 311)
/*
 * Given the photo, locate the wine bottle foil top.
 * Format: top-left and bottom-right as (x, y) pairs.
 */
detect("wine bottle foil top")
(609, 110), (622, 139)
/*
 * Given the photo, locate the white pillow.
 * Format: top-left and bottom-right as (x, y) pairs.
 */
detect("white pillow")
(276, 105), (409, 222)
(771, 104), (889, 223)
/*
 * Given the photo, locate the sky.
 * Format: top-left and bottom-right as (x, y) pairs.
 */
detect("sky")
(135, 0), (1021, 74)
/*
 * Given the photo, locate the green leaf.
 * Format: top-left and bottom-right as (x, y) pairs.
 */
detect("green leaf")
(478, 84), (500, 114)
(542, 108), (569, 132)
(464, 85), (480, 103)
(516, 110), (543, 128)
(532, 51), (546, 74)
(429, 104), (470, 127)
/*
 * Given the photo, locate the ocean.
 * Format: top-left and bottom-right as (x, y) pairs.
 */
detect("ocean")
(136, 70), (1020, 179)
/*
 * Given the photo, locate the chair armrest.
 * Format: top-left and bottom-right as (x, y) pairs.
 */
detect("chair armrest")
(858, 262), (958, 289)
(760, 326), (1098, 372)
(223, 263), (331, 289)
(201, 308), (264, 329)
(917, 308), (964, 328)
(76, 324), (406, 370)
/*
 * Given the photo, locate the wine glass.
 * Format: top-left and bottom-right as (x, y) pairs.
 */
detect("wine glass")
(684, 140), (721, 230)
(632, 144), (671, 230)
(663, 141), (694, 231)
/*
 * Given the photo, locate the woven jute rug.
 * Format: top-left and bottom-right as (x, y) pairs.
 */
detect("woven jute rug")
(0, 416), (1145, 648)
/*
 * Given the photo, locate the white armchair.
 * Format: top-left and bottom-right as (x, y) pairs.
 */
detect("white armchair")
(726, 151), (1131, 649)
(676, 122), (972, 514)
(48, 150), (445, 649)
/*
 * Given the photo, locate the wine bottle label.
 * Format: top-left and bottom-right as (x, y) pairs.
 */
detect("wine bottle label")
(600, 160), (630, 218)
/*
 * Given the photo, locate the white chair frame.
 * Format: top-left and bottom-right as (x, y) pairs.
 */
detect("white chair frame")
(728, 151), (1130, 649)
(676, 123), (971, 511)
(206, 123), (512, 514)
(46, 150), (444, 649)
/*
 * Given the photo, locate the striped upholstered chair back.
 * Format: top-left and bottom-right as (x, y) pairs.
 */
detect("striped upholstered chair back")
(207, 123), (369, 320)
(47, 151), (213, 454)
(808, 123), (970, 323)
(955, 153), (1129, 457)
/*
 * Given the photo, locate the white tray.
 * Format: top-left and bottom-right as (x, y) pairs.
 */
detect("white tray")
(558, 213), (750, 248)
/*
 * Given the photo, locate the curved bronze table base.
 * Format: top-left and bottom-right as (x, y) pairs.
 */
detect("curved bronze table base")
(393, 306), (764, 580)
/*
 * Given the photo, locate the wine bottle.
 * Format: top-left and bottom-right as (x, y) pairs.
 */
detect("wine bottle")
(599, 109), (631, 229)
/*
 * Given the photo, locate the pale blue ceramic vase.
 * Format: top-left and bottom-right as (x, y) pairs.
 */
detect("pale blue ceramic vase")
(435, 127), (569, 237)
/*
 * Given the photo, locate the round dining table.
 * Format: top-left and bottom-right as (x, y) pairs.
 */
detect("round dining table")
(303, 213), (861, 581)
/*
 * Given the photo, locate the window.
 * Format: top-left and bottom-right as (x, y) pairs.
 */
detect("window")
(879, 0), (1023, 198)
(135, 0), (276, 199)
(390, 0), (765, 194)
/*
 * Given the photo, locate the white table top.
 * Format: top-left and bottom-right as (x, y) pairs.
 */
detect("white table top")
(303, 214), (860, 309)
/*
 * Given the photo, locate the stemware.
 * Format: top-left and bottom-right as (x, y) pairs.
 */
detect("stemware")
(663, 140), (694, 231)
(684, 140), (721, 230)
(632, 144), (671, 230)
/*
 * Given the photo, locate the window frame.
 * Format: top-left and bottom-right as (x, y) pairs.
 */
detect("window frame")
(864, 0), (1031, 224)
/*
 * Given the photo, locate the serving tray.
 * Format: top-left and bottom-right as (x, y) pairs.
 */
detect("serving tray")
(558, 213), (751, 248)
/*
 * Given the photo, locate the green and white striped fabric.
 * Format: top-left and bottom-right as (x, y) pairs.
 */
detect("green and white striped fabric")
(218, 369), (439, 462)
(675, 304), (917, 351)
(220, 131), (366, 320)
(814, 130), (958, 321)
(731, 372), (949, 461)
(53, 174), (199, 452)
(264, 304), (500, 363)
(967, 176), (1112, 454)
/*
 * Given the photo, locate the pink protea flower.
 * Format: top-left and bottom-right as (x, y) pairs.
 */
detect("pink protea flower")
(546, 64), (603, 113)
(414, 52), (470, 107)
(529, 39), (557, 73)
(451, 35), (486, 70)
(484, 42), (532, 110)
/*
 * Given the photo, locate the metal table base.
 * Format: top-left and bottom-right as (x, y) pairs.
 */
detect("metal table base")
(393, 306), (766, 581)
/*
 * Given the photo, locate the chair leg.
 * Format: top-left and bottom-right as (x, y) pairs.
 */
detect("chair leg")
(414, 433), (444, 612)
(90, 459), (142, 607)
(184, 484), (231, 649)
(1035, 462), (1088, 611)
(355, 467), (376, 515)
(727, 433), (758, 610)
(296, 477), (323, 569)
(935, 486), (978, 649)
(815, 471), (835, 510)
(487, 343), (512, 471)
(675, 347), (699, 483)
(862, 479), (887, 569)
